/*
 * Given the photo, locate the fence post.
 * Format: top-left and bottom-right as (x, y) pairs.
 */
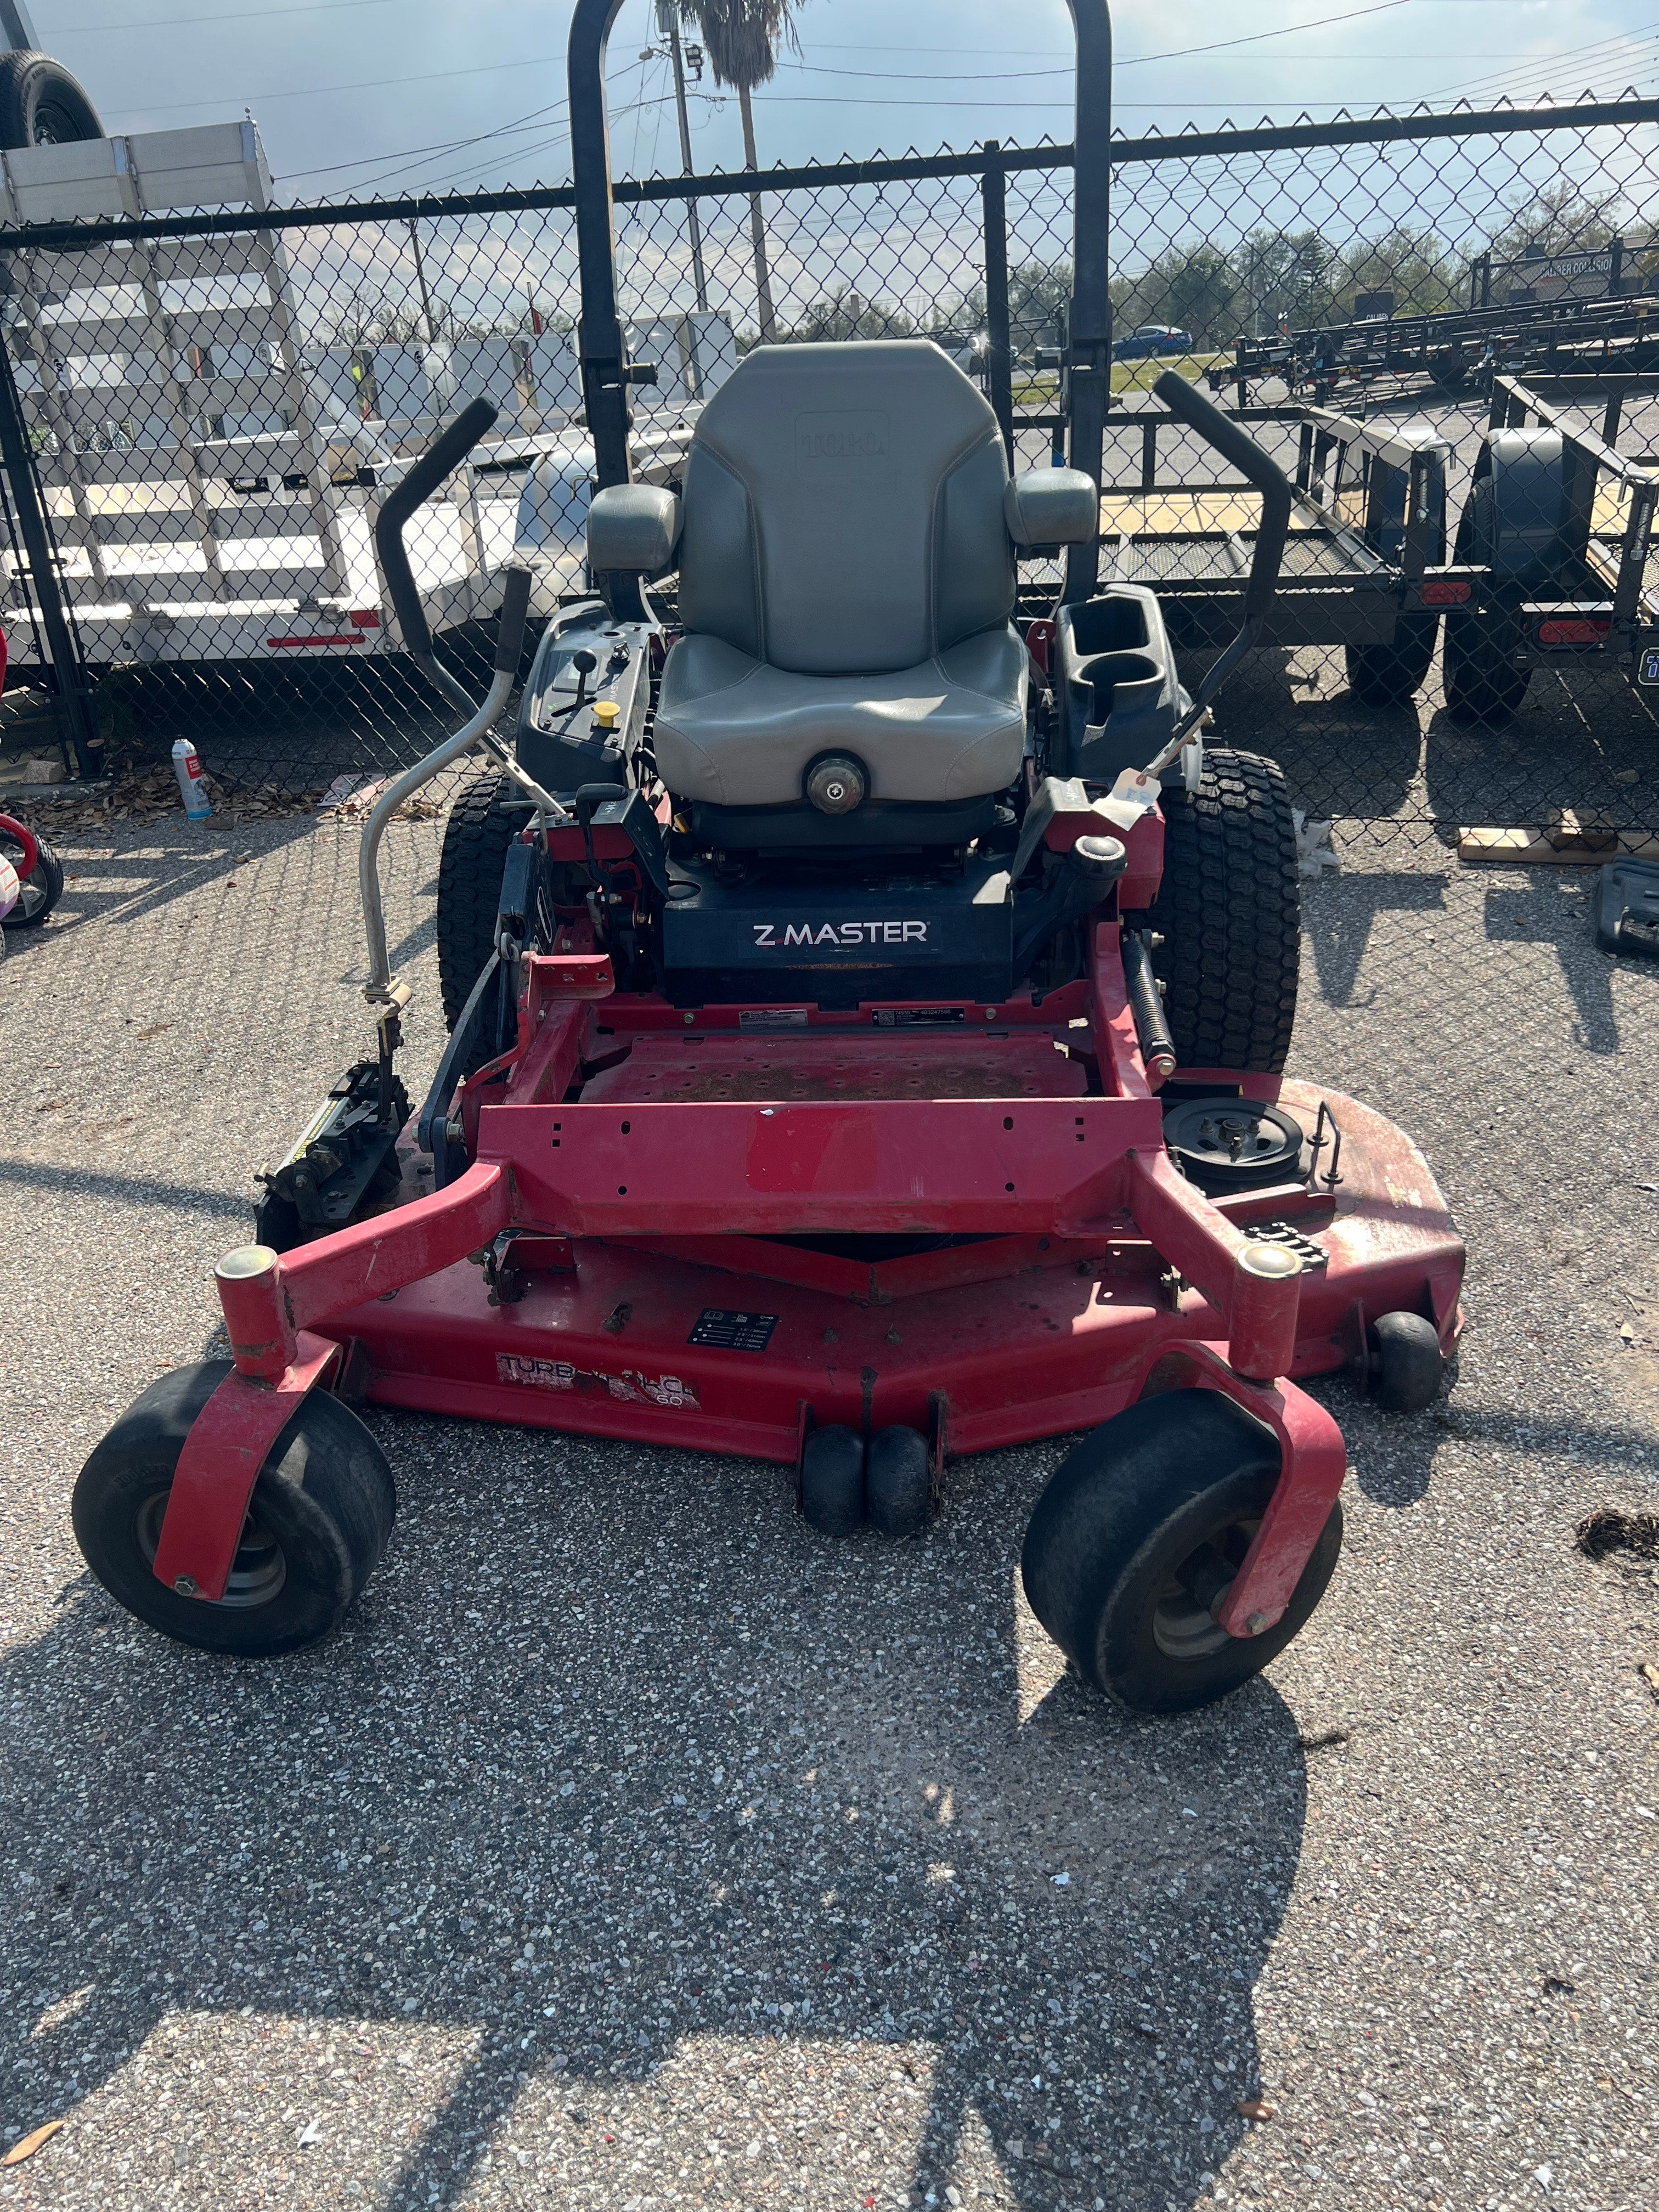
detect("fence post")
(979, 142), (1014, 466)
(0, 335), (98, 777)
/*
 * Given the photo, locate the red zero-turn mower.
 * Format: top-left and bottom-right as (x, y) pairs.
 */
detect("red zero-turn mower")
(72, 0), (1464, 1712)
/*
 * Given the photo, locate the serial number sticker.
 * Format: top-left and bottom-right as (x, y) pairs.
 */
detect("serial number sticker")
(1639, 647), (1659, 685)
(688, 1308), (779, 1353)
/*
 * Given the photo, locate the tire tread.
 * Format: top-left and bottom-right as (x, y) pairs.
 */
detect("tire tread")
(1146, 748), (1301, 1075)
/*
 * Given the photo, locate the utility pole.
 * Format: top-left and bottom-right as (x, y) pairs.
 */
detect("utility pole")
(737, 82), (777, 345)
(407, 218), (438, 345)
(656, 0), (708, 397)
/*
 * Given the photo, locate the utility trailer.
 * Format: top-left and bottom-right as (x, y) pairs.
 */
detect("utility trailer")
(1437, 369), (1659, 723)
(1085, 397), (1459, 707)
(1220, 285), (1659, 410)
(0, 118), (717, 671)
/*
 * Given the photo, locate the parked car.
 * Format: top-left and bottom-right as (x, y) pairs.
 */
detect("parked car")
(1113, 324), (1194, 360)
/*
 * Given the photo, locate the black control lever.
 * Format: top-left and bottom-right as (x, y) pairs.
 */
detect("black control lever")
(374, 394), (499, 695)
(493, 567), (532, 676)
(1147, 370), (1295, 760)
(1152, 370), (1290, 624)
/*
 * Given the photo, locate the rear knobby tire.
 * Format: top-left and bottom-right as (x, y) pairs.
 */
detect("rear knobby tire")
(1021, 1391), (1343, 1714)
(436, 772), (521, 1031)
(1145, 748), (1300, 1075)
(71, 1362), (397, 1656)
(1345, 613), (1440, 708)
(0, 824), (64, 928)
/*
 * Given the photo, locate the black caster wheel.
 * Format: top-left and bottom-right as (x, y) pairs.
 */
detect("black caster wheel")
(866, 1425), (930, 1537)
(1367, 1311), (1444, 1413)
(800, 1424), (865, 1537)
(1020, 1391), (1343, 1714)
(71, 1361), (397, 1655)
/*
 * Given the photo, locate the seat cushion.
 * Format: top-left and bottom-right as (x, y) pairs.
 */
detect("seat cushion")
(653, 623), (1030, 809)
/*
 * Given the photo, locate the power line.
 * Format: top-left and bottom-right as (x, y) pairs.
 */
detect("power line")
(775, 53), (1573, 86)
(102, 48), (571, 119)
(50, 0), (392, 27)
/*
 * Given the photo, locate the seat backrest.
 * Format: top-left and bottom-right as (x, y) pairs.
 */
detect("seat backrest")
(675, 340), (1013, 676)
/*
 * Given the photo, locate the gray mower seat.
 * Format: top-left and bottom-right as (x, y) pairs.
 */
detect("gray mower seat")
(656, 625), (1029, 807)
(595, 340), (1094, 840)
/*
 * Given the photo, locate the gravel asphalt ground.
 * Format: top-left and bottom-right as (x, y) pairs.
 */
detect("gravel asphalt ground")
(2, 654), (1658, 2212)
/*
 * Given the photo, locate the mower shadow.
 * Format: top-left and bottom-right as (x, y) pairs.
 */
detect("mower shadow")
(1480, 871), (1653, 1056)
(0, 1156), (251, 1223)
(3, 1430), (1314, 2211)
(18, 815), (325, 939)
(1299, 870), (1447, 1008)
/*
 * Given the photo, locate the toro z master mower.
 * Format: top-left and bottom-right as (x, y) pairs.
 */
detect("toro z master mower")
(72, 0), (1463, 1713)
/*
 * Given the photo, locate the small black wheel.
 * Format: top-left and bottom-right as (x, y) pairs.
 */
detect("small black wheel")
(866, 1426), (930, 1537)
(800, 1424), (865, 1537)
(1367, 1311), (1444, 1413)
(1345, 614), (1439, 708)
(0, 822), (64, 929)
(71, 1361), (397, 1656)
(1020, 1391), (1343, 1714)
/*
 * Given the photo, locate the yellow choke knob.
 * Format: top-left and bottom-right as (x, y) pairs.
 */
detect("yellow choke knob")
(592, 699), (621, 730)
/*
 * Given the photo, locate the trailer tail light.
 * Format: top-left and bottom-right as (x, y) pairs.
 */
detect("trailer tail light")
(348, 610), (382, 629)
(1537, 617), (1611, 646)
(1420, 578), (1471, 606)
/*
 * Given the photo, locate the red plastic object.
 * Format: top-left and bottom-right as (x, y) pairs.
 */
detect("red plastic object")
(1537, 616), (1611, 646)
(1419, 577), (1472, 606)
(0, 812), (40, 887)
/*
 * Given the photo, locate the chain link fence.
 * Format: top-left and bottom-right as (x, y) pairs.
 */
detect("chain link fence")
(2, 95), (1658, 854)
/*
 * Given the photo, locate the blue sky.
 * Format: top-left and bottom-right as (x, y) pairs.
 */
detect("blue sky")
(27, 0), (1659, 201)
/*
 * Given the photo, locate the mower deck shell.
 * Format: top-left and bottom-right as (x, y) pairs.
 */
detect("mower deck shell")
(323, 1075), (1459, 1463)
(156, 923), (1463, 1641)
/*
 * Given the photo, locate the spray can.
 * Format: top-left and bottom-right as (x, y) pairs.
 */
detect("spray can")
(172, 737), (212, 821)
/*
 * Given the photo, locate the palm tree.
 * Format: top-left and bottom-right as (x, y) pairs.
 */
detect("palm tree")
(679, 0), (806, 343)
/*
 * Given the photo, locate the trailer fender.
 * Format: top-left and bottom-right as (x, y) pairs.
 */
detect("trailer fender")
(1363, 424), (1448, 567)
(1476, 427), (1567, 585)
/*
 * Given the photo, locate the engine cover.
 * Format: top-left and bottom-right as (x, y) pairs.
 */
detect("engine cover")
(660, 858), (1014, 1007)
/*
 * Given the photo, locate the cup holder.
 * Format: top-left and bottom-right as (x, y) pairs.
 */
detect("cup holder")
(1074, 650), (1164, 723)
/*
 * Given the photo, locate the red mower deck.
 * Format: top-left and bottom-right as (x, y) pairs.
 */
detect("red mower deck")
(151, 921), (1461, 1658)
